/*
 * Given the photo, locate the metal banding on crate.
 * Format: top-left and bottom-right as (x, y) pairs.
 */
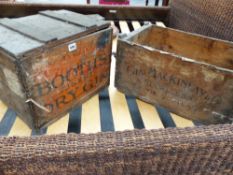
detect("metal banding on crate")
(0, 10), (112, 129)
(115, 24), (233, 124)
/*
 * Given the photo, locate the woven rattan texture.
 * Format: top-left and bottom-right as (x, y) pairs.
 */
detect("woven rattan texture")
(0, 124), (232, 175)
(169, 0), (233, 42)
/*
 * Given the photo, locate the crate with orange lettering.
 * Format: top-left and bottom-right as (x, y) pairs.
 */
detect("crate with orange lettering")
(0, 10), (112, 128)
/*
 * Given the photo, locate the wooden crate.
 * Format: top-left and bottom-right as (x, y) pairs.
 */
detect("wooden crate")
(0, 10), (112, 129)
(115, 24), (233, 124)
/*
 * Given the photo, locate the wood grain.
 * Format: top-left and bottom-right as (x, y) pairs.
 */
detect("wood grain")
(81, 95), (101, 133)
(8, 117), (31, 136)
(171, 113), (194, 128)
(136, 100), (164, 129)
(0, 101), (7, 122)
(46, 114), (69, 135)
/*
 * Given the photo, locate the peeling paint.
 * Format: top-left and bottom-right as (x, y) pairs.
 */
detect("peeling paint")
(32, 58), (48, 71)
(3, 68), (24, 98)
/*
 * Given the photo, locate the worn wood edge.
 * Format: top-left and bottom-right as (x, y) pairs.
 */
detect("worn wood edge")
(119, 20), (164, 130)
(120, 23), (152, 41)
(170, 113), (194, 128)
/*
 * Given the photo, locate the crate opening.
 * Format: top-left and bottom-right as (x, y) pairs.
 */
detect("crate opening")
(129, 25), (233, 71)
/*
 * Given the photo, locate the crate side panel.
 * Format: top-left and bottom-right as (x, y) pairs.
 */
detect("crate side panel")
(0, 51), (33, 127)
(22, 28), (112, 128)
(115, 40), (233, 124)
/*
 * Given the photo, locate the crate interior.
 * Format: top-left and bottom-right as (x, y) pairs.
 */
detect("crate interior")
(130, 25), (233, 70)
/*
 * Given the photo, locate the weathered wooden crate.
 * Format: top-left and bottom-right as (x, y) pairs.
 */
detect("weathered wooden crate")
(115, 24), (233, 124)
(0, 10), (112, 129)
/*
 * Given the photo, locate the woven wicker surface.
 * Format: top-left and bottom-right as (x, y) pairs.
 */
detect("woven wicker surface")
(0, 1), (232, 175)
(169, 0), (233, 42)
(0, 124), (232, 175)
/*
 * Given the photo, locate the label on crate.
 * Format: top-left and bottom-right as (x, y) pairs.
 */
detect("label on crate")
(68, 43), (77, 52)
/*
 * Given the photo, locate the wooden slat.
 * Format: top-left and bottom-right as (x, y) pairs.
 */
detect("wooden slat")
(81, 95), (101, 133)
(0, 18), (56, 43)
(46, 114), (69, 135)
(109, 88), (134, 131)
(119, 21), (130, 34)
(8, 117), (31, 136)
(132, 21), (141, 30)
(171, 113), (194, 128)
(156, 21), (166, 27)
(0, 101), (7, 122)
(136, 100), (164, 129)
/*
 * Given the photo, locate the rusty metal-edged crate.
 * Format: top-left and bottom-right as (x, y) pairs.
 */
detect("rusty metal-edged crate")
(0, 10), (112, 129)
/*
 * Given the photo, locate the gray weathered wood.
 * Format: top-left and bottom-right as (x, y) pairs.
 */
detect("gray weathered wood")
(8, 14), (86, 41)
(0, 18), (57, 43)
(40, 10), (104, 28)
(0, 25), (43, 56)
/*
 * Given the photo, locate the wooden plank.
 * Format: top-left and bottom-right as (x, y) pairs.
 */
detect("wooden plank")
(8, 116), (31, 136)
(109, 88), (134, 131)
(132, 21), (141, 30)
(156, 21), (166, 27)
(136, 100), (164, 129)
(171, 113), (194, 127)
(0, 18), (56, 43)
(0, 3), (170, 22)
(81, 95), (101, 133)
(119, 21), (130, 34)
(0, 101), (7, 122)
(46, 114), (69, 135)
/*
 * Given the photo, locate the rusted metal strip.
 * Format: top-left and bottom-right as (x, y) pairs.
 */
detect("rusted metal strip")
(0, 2), (170, 22)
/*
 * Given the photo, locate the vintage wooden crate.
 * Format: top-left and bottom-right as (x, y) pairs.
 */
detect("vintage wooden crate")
(115, 24), (233, 124)
(0, 10), (112, 129)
